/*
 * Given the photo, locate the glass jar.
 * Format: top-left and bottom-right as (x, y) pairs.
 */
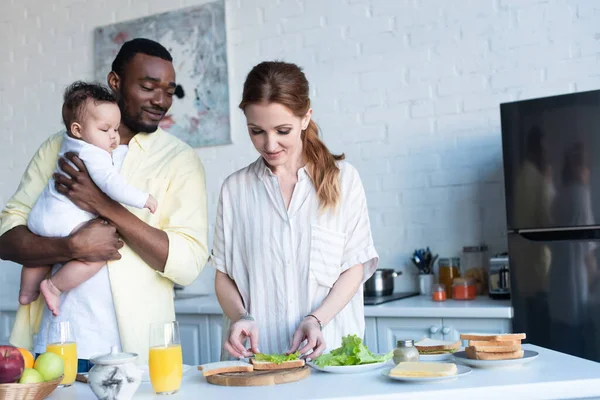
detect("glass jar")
(431, 284), (446, 302)
(393, 340), (420, 364)
(438, 257), (460, 299)
(452, 277), (477, 300)
(461, 245), (489, 295)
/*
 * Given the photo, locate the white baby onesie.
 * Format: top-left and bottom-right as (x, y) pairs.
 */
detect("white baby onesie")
(27, 132), (149, 237)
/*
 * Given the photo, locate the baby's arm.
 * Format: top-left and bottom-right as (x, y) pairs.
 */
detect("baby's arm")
(79, 148), (156, 213)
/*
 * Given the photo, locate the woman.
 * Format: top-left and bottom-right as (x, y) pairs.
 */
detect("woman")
(210, 61), (378, 360)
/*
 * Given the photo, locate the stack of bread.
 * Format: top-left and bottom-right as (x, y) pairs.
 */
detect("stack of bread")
(460, 333), (526, 360)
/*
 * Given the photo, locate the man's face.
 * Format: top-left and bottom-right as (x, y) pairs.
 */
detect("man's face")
(117, 53), (176, 133)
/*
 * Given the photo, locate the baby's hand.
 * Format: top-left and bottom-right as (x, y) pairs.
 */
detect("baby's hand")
(145, 195), (158, 214)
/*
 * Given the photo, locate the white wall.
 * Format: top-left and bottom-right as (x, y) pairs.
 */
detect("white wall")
(1, 0), (600, 306)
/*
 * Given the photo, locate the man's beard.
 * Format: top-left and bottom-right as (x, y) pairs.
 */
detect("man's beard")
(118, 97), (160, 134)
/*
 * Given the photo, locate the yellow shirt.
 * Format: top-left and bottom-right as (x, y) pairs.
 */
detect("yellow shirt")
(1, 128), (208, 362)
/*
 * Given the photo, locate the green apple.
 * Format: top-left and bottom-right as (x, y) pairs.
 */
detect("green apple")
(33, 352), (64, 381)
(19, 368), (44, 384)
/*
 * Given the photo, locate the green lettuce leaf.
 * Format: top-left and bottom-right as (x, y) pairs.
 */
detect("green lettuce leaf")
(314, 334), (393, 367)
(253, 351), (300, 364)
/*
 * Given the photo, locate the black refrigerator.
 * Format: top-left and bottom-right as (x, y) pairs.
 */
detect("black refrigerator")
(501, 89), (600, 362)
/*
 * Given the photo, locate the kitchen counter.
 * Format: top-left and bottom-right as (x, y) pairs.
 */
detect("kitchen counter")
(174, 294), (513, 319)
(47, 344), (600, 400)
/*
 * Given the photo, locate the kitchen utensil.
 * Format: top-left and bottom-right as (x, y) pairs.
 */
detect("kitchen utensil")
(364, 269), (402, 297)
(205, 366), (310, 386)
(453, 350), (538, 368)
(411, 248), (438, 275)
(381, 364), (472, 382)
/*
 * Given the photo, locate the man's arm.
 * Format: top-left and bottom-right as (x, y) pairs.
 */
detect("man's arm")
(55, 149), (208, 283)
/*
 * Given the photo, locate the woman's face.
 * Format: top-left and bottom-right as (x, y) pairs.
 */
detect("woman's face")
(245, 102), (311, 169)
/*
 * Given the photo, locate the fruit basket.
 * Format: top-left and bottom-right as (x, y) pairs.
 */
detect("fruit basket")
(0, 375), (63, 400)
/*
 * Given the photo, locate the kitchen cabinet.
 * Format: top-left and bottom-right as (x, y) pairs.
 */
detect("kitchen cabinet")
(363, 317), (377, 352)
(177, 314), (224, 365)
(376, 317), (443, 353)
(441, 317), (512, 342)
(0, 311), (16, 345)
(208, 315), (223, 362)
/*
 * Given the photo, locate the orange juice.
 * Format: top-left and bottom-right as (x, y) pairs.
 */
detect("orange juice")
(149, 344), (183, 394)
(46, 342), (77, 386)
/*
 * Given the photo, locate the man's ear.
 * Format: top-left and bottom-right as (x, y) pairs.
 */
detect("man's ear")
(70, 122), (83, 138)
(107, 71), (120, 94)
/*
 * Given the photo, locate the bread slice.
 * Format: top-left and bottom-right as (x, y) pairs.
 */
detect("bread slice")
(468, 339), (521, 347)
(460, 333), (526, 342)
(198, 361), (253, 376)
(414, 338), (461, 354)
(469, 344), (521, 353)
(466, 347), (524, 361)
(250, 358), (305, 370)
(390, 362), (457, 378)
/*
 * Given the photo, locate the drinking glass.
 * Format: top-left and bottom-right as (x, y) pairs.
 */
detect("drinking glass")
(46, 320), (78, 387)
(148, 321), (183, 395)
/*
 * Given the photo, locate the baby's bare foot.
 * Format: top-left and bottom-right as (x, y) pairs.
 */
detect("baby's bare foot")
(19, 290), (40, 306)
(40, 279), (62, 316)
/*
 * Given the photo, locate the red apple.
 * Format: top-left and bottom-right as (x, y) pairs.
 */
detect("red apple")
(0, 345), (24, 383)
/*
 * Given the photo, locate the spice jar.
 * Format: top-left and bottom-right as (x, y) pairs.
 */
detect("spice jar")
(438, 257), (460, 299)
(431, 284), (446, 302)
(452, 278), (477, 300)
(462, 245), (489, 295)
(393, 340), (420, 365)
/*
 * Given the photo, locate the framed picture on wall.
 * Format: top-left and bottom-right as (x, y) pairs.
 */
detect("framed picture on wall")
(94, 1), (231, 148)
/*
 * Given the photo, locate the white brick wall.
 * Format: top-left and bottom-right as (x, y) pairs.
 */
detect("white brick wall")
(1, 0), (600, 304)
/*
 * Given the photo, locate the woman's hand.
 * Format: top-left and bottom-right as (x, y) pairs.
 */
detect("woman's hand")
(287, 316), (326, 360)
(224, 318), (260, 359)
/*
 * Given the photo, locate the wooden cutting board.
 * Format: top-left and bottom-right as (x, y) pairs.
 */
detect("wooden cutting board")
(205, 366), (310, 387)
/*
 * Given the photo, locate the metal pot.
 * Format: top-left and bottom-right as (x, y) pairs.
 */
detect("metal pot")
(364, 269), (402, 297)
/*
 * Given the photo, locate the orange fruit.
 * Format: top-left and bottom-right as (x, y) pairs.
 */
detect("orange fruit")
(18, 347), (34, 369)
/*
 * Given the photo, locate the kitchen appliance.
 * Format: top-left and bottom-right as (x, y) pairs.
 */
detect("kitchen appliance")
(500, 89), (600, 362)
(488, 255), (510, 299)
(363, 292), (419, 306)
(364, 269), (403, 297)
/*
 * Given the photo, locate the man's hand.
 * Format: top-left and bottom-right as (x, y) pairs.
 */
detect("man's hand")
(54, 152), (113, 215)
(69, 219), (124, 262)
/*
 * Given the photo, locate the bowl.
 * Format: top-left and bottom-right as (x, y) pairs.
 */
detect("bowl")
(0, 375), (63, 400)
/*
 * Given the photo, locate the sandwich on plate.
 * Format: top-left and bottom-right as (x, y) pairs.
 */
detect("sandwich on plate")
(414, 338), (461, 355)
(250, 352), (305, 370)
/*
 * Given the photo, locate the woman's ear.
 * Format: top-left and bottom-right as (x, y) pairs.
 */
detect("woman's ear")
(70, 122), (83, 138)
(302, 108), (313, 130)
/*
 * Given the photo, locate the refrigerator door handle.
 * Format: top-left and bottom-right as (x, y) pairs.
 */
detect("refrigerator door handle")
(514, 227), (600, 242)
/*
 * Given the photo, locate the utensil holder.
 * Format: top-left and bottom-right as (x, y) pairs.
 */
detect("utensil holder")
(418, 274), (434, 295)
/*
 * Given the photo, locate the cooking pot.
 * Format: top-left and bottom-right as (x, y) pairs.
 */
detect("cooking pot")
(364, 269), (402, 297)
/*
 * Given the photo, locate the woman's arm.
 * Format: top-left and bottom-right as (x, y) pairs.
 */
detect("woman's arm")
(215, 270), (260, 357)
(288, 263), (364, 357)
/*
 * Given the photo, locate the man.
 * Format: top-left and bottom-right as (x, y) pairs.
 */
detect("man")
(0, 38), (208, 369)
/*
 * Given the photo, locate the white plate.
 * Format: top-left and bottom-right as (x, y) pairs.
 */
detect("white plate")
(418, 353), (455, 362)
(452, 350), (539, 369)
(138, 364), (192, 382)
(381, 364), (472, 382)
(307, 360), (390, 374)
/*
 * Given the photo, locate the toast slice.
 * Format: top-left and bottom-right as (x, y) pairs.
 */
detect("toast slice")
(390, 362), (457, 377)
(469, 344), (521, 353)
(250, 358), (305, 370)
(465, 347), (524, 361)
(460, 333), (526, 342)
(198, 361), (254, 376)
(468, 339), (521, 347)
(414, 338), (461, 354)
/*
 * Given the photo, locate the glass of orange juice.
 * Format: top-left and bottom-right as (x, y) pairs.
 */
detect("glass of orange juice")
(46, 320), (77, 387)
(149, 321), (183, 395)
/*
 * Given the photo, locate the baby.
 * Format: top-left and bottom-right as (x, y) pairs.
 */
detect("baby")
(19, 81), (157, 316)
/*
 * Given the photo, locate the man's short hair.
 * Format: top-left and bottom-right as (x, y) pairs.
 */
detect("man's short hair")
(111, 38), (173, 78)
(62, 81), (116, 133)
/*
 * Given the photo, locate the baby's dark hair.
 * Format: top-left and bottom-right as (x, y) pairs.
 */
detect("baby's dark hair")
(62, 81), (116, 133)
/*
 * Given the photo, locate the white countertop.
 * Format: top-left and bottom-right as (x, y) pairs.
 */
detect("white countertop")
(47, 345), (600, 400)
(173, 294), (513, 319)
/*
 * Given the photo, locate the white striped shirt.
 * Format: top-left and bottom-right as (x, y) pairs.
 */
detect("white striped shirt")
(209, 157), (379, 358)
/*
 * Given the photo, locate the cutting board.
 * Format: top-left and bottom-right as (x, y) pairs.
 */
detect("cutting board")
(205, 366), (310, 387)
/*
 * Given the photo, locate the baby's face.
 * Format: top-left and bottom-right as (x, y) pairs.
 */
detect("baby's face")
(78, 101), (121, 153)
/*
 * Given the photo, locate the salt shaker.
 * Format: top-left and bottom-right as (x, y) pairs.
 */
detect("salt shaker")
(393, 339), (420, 364)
